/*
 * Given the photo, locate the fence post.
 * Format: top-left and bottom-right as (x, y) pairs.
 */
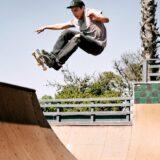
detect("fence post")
(142, 60), (148, 82)
(56, 107), (60, 122)
(91, 107), (95, 123)
(126, 103), (131, 122)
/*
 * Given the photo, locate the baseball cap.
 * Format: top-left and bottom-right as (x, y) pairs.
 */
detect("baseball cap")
(67, 0), (85, 9)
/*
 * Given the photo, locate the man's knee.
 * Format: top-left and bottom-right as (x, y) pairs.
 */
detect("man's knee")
(83, 47), (104, 56)
(91, 51), (102, 56)
(70, 34), (81, 44)
(61, 29), (76, 37)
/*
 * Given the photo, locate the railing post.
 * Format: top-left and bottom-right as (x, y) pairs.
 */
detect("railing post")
(126, 103), (131, 122)
(91, 107), (95, 123)
(142, 60), (148, 82)
(56, 107), (60, 122)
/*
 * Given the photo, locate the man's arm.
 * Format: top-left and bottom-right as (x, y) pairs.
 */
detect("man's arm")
(35, 22), (74, 34)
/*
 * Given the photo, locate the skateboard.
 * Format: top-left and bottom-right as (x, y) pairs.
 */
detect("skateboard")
(32, 49), (47, 71)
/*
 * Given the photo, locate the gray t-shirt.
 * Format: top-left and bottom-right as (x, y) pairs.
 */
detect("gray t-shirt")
(69, 8), (107, 48)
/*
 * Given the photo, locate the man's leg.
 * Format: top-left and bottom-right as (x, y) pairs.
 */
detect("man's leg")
(55, 34), (81, 65)
(51, 30), (80, 58)
(78, 35), (104, 55)
(52, 34), (104, 68)
(40, 30), (80, 70)
(40, 31), (104, 70)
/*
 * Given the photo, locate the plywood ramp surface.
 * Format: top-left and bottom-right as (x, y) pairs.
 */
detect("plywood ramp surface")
(52, 104), (160, 160)
(0, 83), (77, 160)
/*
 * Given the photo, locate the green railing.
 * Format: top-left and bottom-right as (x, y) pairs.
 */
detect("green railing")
(142, 59), (160, 82)
(40, 97), (133, 126)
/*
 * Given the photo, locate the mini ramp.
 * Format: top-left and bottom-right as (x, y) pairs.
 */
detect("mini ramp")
(0, 82), (77, 160)
(1, 82), (160, 160)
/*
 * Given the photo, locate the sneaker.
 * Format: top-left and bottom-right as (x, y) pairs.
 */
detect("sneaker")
(41, 54), (54, 68)
(50, 52), (63, 70)
(37, 50), (53, 68)
(41, 50), (50, 56)
(36, 49), (62, 70)
(52, 62), (62, 70)
(42, 54), (62, 70)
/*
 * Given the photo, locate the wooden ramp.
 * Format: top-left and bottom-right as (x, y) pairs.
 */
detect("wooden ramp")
(1, 82), (160, 160)
(52, 104), (160, 160)
(0, 82), (77, 160)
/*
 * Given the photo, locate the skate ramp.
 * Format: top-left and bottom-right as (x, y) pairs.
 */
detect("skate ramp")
(51, 104), (160, 160)
(1, 82), (160, 160)
(0, 82), (77, 160)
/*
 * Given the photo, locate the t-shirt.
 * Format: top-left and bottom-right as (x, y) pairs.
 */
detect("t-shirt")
(69, 8), (107, 48)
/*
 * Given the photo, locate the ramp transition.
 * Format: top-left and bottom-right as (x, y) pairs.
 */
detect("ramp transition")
(0, 82), (77, 160)
(52, 104), (160, 160)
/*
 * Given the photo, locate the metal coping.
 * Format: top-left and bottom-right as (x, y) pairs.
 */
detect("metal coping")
(49, 121), (133, 126)
(0, 82), (35, 92)
(134, 81), (160, 85)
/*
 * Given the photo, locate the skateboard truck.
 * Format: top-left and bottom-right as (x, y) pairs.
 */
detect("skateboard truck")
(32, 50), (47, 71)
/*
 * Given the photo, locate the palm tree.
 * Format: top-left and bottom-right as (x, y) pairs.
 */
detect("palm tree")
(141, 0), (160, 81)
(141, 0), (160, 58)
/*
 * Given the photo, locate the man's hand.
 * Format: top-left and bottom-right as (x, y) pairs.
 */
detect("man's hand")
(88, 13), (98, 21)
(35, 26), (46, 34)
(88, 13), (109, 23)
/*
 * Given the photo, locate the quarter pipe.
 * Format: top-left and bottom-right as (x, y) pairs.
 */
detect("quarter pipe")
(0, 82), (77, 160)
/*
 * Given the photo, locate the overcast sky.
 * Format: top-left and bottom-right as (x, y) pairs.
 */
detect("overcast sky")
(0, 0), (160, 98)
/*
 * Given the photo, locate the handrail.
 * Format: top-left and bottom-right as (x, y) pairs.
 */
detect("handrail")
(44, 111), (132, 116)
(40, 97), (133, 126)
(41, 103), (132, 108)
(40, 97), (132, 103)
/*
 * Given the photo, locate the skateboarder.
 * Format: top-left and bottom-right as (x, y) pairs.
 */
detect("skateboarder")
(35, 0), (109, 70)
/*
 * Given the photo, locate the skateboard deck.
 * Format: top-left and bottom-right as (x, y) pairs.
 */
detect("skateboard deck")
(32, 49), (47, 71)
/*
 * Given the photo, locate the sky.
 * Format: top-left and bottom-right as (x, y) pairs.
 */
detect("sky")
(0, 0), (160, 98)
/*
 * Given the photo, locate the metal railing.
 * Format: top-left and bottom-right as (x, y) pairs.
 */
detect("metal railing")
(40, 97), (133, 126)
(142, 59), (160, 82)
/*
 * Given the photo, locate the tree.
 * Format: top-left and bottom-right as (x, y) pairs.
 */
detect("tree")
(47, 66), (125, 99)
(114, 51), (143, 96)
(141, 0), (160, 59)
(141, 0), (160, 81)
(41, 95), (53, 100)
(45, 67), (126, 112)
